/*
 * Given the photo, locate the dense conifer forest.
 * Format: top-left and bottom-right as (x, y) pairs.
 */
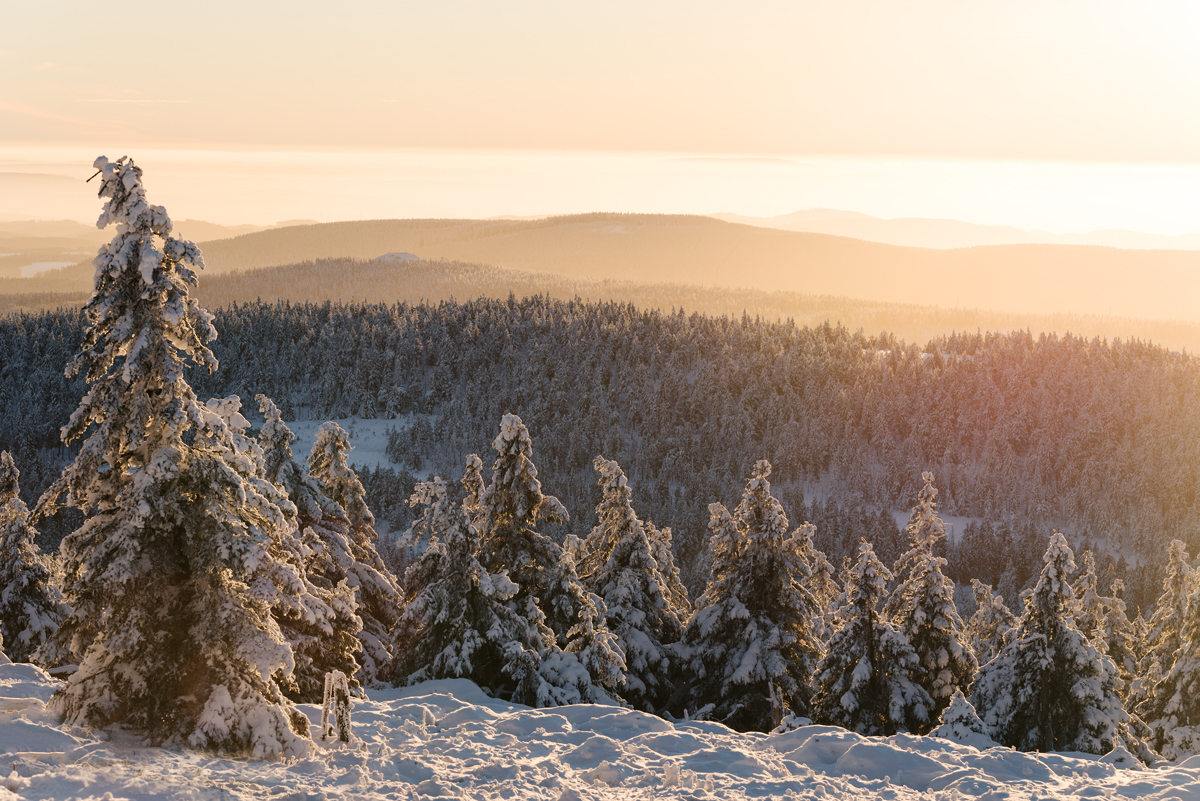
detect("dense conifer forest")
(3, 296), (1198, 611)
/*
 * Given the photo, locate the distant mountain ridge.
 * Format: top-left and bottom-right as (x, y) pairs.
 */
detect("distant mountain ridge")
(710, 209), (1200, 250)
(6, 213), (1200, 329)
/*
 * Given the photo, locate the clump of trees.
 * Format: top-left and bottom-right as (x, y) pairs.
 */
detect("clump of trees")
(19, 157), (399, 758)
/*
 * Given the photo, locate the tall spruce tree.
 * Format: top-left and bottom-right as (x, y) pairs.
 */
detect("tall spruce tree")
(392, 473), (546, 705)
(477, 414), (624, 702)
(580, 456), (682, 712)
(972, 532), (1131, 754)
(679, 460), (822, 731)
(888, 473), (977, 725)
(238, 396), (363, 701)
(1142, 569), (1200, 760)
(1100, 579), (1138, 698)
(34, 157), (309, 756)
(1073, 551), (1106, 648)
(0, 451), (69, 665)
(812, 540), (933, 735)
(306, 421), (402, 685)
(795, 522), (840, 646)
(967, 579), (1017, 667)
(645, 520), (690, 619)
(1143, 540), (1193, 688)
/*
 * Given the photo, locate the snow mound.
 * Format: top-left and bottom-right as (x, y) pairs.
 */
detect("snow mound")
(373, 252), (419, 263)
(0, 675), (1197, 799)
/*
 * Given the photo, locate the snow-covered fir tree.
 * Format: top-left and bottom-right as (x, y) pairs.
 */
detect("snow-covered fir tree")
(967, 579), (1017, 667)
(794, 522), (840, 646)
(0, 451), (69, 665)
(461, 452), (485, 514)
(1141, 564), (1200, 760)
(679, 460), (823, 731)
(1143, 540), (1193, 687)
(477, 414), (624, 702)
(305, 420), (402, 685)
(35, 157), (309, 757)
(645, 520), (690, 621)
(1100, 579), (1138, 698)
(811, 539), (934, 735)
(888, 473), (947, 607)
(930, 690), (994, 747)
(972, 532), (1133, 754)
(1073, 550), (1106, 649)
(888, 473), (977, 726)
(579, 456), (683, 712)
(230, 395), (363, 702)
(391, 473), (546, 705)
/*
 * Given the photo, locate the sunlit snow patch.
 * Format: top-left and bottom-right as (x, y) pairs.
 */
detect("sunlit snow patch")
(1, 671), (1199, 799)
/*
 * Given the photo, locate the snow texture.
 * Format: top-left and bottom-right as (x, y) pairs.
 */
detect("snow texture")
(0, 664), (1196, 800)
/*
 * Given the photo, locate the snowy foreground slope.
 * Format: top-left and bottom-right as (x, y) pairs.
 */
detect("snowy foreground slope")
(1, 664), (1198, 801)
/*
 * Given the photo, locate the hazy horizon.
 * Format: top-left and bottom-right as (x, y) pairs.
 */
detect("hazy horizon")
(5, 147), (1200, 237)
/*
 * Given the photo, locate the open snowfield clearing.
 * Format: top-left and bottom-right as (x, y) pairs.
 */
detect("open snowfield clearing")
(1, 664), (1197, 801)
(287, 417), (407, 473)
(17, 262), (74, 278)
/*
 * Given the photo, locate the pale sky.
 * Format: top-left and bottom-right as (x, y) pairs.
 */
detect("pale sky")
(5, 2), (1200, 227)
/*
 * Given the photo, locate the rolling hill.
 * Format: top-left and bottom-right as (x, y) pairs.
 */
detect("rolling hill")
(187, 215), (1200, 322)
(711, 209), (1200, 251)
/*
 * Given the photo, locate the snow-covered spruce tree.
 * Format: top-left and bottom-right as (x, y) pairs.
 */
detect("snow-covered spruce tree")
(0, 451), (70, 665)
(34, 157), (308, 757)
(1100, 579), (1138, 698)
(887, 473), (976, 726)
(930, 690), (994, 747)
(211, 394), (361, 702)
(967, 579), (1017, 667)
(1073, 550), (1106, 648)
(305, 420), (402, 686)
(391, 474), (546, 705)
(1142, 568), (1200, 760)
(795, 522), (841, 646)
(971, 532), (1131, 754)
(1143, 539), (1194, 686)
(645, 520), (691, 621)
(579, 456), (683, 712)
(477, 414), (624, 702)
(811, 539), (934, 735)
(678, 460), (823, 731)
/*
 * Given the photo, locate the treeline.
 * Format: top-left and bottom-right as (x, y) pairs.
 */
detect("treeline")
(7, 256), (1200, 352)
(3, 296), (1200, 609)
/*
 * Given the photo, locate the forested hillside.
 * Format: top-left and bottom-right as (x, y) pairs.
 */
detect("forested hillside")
(190, 215), (1200, 322)
(3, 296), (1198, 611)
(6, 214), (1200, 326)
(6, 256), (1200, 352)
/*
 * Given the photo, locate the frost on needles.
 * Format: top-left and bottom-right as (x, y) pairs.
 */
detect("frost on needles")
(34, 157), (311, 758)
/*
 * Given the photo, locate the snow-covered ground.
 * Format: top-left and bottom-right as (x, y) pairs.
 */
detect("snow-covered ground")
(2, 663), (1199, 800)
(287, 417), (406, 472)
(17, 262), (75, 278)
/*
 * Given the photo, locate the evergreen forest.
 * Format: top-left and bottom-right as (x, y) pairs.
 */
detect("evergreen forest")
(3, 296), (1198, 611)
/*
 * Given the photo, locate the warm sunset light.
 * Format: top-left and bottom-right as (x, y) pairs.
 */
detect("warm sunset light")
(4, 4), (1200, 798)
